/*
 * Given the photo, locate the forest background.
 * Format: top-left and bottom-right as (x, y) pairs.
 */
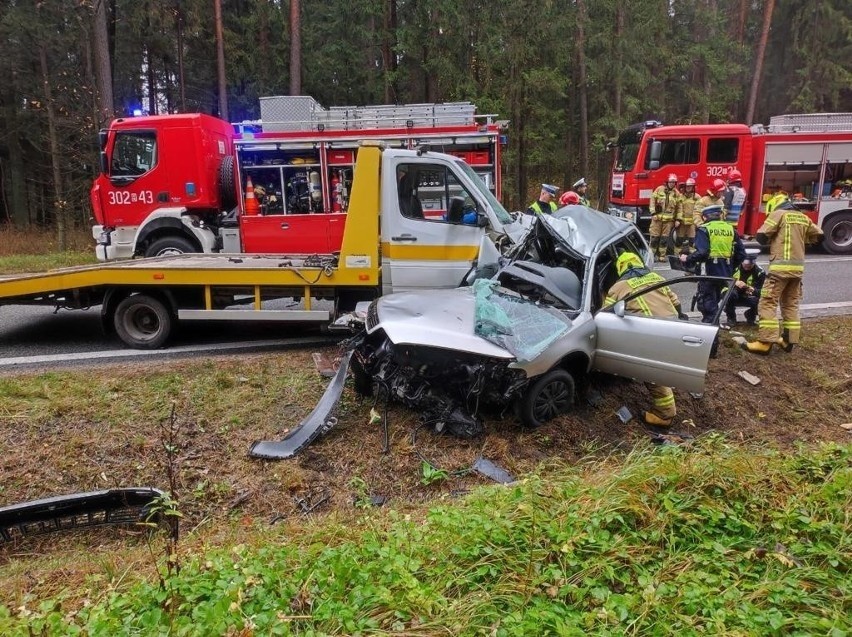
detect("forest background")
(0, 0), (850, 248)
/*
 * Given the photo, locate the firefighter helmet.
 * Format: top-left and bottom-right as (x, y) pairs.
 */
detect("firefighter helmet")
(728, 169), (742, 182)
(666, 173), (678, 183)
(685, 178), (696, 187)
(560, 191), (581, 206)
(712, 178), (726, 194)
(616, 251), (646, 276)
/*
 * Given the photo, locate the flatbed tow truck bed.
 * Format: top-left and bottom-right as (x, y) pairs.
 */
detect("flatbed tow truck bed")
(0, 252), (377, 348)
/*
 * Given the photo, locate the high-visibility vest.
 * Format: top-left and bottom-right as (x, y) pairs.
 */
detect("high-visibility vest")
(704, 219), (735, 259)
(528, 201), (557, 215)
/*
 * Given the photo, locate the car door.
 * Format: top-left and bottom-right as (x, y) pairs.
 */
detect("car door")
(382, 158), (488, 293)
(592, 275), (729, 393)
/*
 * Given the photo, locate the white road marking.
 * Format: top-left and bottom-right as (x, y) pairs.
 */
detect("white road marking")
(0, 337), (335, 368)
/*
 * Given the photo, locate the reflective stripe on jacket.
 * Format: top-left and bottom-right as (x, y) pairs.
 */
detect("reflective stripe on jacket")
(758, 209), (823, 275)
(604, 270), (679, 318)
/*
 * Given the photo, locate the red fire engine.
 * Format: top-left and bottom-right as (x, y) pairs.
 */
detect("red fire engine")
(607, 113), (852, 254)
(91, 96), (506, 260)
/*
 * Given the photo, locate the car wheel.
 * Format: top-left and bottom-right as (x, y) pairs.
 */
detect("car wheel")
(113, 294), (173, 349)
(144, 236), (196, 258)
(517, 369), (575, 428)
(822, 212), (852, 255)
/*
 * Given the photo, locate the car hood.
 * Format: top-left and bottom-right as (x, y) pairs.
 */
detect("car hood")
(372, 280), (574, 363)
(372, 288), (514, 359)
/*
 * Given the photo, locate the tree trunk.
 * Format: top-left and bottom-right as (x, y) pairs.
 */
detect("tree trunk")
(576, 0), (589, 178)
(613, 1), (624, 120)
(38, 44), (67, 249)
(215, 0), (229, 118)
(736, 0), (748, 44)
(175, 0), (186, 112)
(382, 0), (397, 102)
(745, 0), (774, 124)
(289, 0), (301, 95)
(93, 0), (114, 125)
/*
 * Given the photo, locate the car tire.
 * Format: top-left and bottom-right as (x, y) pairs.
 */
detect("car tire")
(516, 369), (575, 428)
(113, 294), (173, 349)
(822, 212), (852, 255)
(144, 236), (196, 258)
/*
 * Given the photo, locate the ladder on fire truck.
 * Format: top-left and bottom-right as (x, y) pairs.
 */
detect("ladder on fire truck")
(236, 95), (501, 133)
(751, 112), (852, 135)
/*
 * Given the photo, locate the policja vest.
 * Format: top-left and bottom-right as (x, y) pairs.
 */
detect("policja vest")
(703, 219), (735, 260)
(528, 201), (557, 215)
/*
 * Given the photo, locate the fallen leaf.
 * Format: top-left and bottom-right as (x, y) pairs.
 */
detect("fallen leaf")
(369, 408), (381, 425)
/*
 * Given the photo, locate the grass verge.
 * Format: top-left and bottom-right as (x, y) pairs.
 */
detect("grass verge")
(1, 438), (849, 636)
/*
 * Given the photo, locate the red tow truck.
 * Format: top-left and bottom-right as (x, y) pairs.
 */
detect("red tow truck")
(607, 113), (852, 253)
(91, 96), (506, 260)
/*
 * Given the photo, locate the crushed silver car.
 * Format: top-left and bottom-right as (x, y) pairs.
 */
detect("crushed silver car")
(351, 205), (730, 437)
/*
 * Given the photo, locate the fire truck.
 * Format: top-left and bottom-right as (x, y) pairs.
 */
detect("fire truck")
(91, 96), (506, 260)
(607, 113), (852, 254)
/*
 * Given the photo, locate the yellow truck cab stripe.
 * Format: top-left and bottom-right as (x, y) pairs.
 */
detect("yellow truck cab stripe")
(381, 243), (479, 261)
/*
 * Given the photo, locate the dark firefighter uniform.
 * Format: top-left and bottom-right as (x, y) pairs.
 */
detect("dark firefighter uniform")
(742, 202), (823, 354)
(682, 205), (745, 323)
(724, 257), (765, 325)
(604, 252), (684, 427)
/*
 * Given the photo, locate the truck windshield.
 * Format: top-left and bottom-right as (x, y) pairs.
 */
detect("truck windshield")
(614, 128), (642, 172)
(454, 159), (513, 224)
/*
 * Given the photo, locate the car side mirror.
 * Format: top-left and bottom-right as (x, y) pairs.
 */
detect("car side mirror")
(613, 300), (626, 317)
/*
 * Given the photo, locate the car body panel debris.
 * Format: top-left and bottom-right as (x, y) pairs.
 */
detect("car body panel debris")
(737, 370), (762, 386)
(472, 457), (516, 484)
(0, 488), (164, 544)
(616, 406), (634, 423)
(250, 351), (352, 460)
(312, 352), (337, 378)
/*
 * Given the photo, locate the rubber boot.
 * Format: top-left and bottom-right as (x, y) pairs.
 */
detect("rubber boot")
(741, 340), (773, 355)
(644, 411), (673, 427)
(777, 329), (794, 353)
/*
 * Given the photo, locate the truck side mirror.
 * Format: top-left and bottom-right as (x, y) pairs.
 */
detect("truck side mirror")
(98, 129), (108, 151)
(648, 140), (661, 170)
(99, 150), (109, 175)
(476, 212), (488, 228)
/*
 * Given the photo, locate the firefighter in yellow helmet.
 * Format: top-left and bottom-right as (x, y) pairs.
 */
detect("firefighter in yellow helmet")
(741, 200), (823, 355)
(604, 251), (686, 427)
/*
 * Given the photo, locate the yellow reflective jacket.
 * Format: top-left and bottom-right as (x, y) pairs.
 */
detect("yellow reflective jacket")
(604, 270), (679, 318)
(758, 209), (823, 276)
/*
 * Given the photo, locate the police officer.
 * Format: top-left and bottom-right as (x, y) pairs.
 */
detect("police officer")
(677, 178), (701, 251)
(571, 178), (590, 206)
(724, 169), (746, 225)
(742, 201), (823, 354)
(680, 204), (745, 323)
(649, 174), (682, 261)
(526, 184), (560, 215)
(724, 255), (765, 325)
(604, 252), (686, 427)
(693, 179), (727, 226)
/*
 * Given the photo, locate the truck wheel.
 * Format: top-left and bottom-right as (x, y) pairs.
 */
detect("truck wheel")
(218, 155), (237, 210)
(822, 212), (852, 255)
(144, 236), (196, 258)
(516, 369), (575, 428)
(114, 294), (173, 349)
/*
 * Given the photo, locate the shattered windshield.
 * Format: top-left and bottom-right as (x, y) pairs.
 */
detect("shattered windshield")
(473, 279), (571, 364)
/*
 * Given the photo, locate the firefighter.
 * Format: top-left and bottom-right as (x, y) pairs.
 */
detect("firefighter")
(741, 201), (823, 355)
(604, 251), (686, 427)
(526, 184), (560, 215)
(765, 188), (789, 213)
(649, 174), (682, 261)
(724, 168), (747, 225)
(559, 191), (581, 206)
(677, 178), (701, 251)
(693, 179), (727, 227)
(571, 177), (590, 206)
(681, 204), (745, 324)
(724, 255), (765, 325)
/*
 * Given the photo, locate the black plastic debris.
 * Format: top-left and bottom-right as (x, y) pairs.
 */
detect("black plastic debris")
(250, 351), (352, 460)
(586, 388), (604, 407)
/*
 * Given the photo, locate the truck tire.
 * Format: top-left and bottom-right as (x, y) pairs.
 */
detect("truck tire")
(144, 236), (196, 258)
(822, 212), (852, 255)
(218, 155), (237, 210)
(113, 294), (173, 349)
(516, 369), (575, 428)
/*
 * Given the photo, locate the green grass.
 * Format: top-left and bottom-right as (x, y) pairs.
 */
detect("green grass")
(2, 438), (848, 636)
(0, 251), (97, 273)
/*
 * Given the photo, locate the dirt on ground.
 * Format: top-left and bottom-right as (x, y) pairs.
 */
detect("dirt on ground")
(1, 316), (850, 600)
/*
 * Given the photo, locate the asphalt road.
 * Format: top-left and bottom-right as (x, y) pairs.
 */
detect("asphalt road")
(1, 253), (850, 370)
